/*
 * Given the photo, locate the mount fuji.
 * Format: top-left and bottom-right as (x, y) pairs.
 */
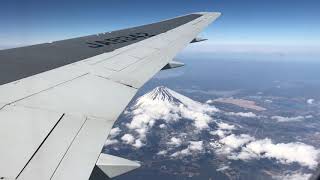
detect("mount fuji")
(127, 86), (219, 132)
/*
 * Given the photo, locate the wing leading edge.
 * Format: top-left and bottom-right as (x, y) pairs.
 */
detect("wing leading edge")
(0, 12), (221, 180)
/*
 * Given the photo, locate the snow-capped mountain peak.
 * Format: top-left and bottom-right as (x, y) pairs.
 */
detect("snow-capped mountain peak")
(127, 86), (219, 134)
(135, 86), (219, 112)
(144, 86), (176, 102)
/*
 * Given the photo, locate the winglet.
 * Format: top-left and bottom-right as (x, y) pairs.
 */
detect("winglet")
(96, 154), (141, 178)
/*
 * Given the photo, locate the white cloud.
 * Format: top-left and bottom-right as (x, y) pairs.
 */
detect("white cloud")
(167, 137), (182, 147)
(212, 131), (320, 169)
(132, 139), (144, 148)
(217, 122), (236, 130)
(171, 141), (203, 157)
(271, 116), (305, 122)
(105, 127), (121, 146)
(206, 99), (213, 104)
(159, 124), (166, 129)
(210, 130), (227, 138)
(273, 172), (312, 180)
(307, 99), (315, 104)
(157, 150), (167, 156)
(210, 141), (222, 149)
(265, 99), (273, 103)
(219, 134), (254, 150)
(210, 122), (235, 138)
(105, 139), (119, 146)
(189, 141), (203, 151)
(121, 134), (135, 144)
(216, 165), (229, 172)
(217, 135), (320, 169)
(227, 112), (257, 118)
(109, 127), (121, 137)
(119, 134), (144, 149)
(305, 115), (313, 119)
(243, 139), (319, 169)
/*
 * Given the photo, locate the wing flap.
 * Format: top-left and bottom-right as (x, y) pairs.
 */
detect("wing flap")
(17, 115), (86, 180)
(50, 117), (114, 180)
(0, 106), (63, 179)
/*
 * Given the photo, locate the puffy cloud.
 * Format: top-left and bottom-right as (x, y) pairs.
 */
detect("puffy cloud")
(121, 134), (135, 144)
(105, 139), (119, 146)
(216, 134), (320, 169)
(241, 139), (320, 169)
(219, 134), (254, 150)
(189, 141), (203, 151)
(171, 141), (203, 157)
(271, 116), (306, 122)
(307, 99), (315, 104)
(265, 99), (273, 103)
(217, 122), (236, 130)
(119, 134), (144, 149)
(132, 139), (144, 148)
(210, 130), (227, 138)
(178, 104), (214, 129)
(305, 115), (313, 119)
(216, 165), (229, 172)
(167, 137), (182, 147)
(159, 124), (166, 129)
(210, 122), (235, 138)
(109, 127), (121, 137)
(227, 112), (257, 118)
(157, 150), (167, 156)
(206, 99), (214, 104)
(273, 172), (312, 180)
(105, 127), (121, 146)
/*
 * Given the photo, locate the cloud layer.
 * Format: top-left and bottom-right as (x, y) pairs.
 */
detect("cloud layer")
(227, 111), (257, 118)
(215, 134), (319, 169)
(271, 115), (312, 122)
(105, 86), (320, 175)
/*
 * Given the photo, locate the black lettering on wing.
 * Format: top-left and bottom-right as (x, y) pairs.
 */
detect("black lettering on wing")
(87, 32), (155, 48)
(87, 42), (104, 48)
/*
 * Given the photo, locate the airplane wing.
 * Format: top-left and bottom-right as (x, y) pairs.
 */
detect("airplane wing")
(0, 12), (221, 180)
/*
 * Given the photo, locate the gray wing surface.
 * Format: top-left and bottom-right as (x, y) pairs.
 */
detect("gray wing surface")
(0, 12), (220, 180)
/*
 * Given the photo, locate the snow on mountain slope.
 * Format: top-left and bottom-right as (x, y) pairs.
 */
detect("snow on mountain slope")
(127, 86), (219, 139)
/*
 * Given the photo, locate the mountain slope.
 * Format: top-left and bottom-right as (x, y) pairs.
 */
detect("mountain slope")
(128, 86), (219, 135)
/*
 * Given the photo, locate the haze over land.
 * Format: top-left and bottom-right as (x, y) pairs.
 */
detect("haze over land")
(101, 56), (320, 180)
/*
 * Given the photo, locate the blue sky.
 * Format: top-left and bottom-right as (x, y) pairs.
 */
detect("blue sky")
(0, 0), (319, 58)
